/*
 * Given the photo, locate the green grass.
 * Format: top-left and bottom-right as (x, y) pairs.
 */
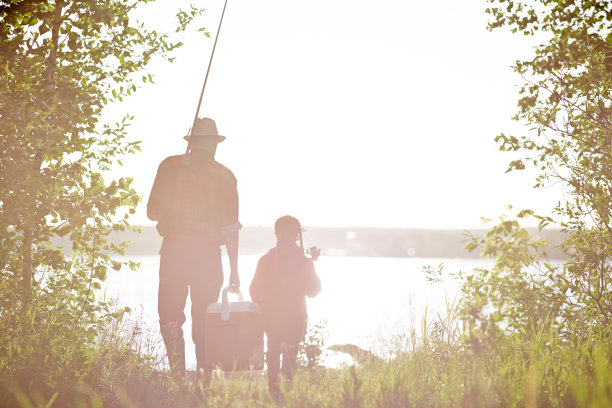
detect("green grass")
(3, 307), (611, 408)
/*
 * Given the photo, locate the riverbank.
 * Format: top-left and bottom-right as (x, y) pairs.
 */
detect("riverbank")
(3, 314), (610, 408)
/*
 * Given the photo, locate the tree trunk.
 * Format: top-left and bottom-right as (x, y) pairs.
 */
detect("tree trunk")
(22, 228), (33, 302)
(46, 0), (63, 91)
(20, 0), (64, 302)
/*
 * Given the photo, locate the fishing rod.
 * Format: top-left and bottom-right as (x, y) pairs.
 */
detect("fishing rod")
(299, 222), (321, 261)
(186, 0), (230, 153)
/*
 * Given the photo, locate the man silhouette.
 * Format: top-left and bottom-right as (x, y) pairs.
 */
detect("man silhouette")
(147, 117), (240, 378)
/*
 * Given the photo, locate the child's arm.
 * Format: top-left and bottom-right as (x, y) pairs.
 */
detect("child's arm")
(304, 260), (321, 298)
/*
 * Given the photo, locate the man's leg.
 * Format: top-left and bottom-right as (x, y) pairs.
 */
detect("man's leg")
(189, 244), (223, 380)
(158, 239), (189, 375)
(280, 343), (300, 381)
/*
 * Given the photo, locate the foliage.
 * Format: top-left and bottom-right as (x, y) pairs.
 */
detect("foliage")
(481, 0), (612, 331)
(4, 312), (609, 408)
(460, 212), (561, 345)
(298, 319), (328, 370)
(415, 2), (612, 406)
(0, 0), (203, 401)
(2, 308), (191, 408)
(1, 295), (610, 407)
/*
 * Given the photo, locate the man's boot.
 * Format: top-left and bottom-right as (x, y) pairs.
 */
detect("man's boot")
(267, 369), (282, 401)
(161, 321), (186, 377)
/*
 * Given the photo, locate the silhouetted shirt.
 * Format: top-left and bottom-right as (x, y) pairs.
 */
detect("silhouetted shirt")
(147, 151), (238, 240)
(250, 241), (321, 343)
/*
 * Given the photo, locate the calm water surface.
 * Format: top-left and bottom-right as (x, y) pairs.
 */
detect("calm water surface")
(104, 254), (493, 368)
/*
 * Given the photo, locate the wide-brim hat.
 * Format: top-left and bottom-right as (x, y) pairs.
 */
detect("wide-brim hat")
(183, 117), (226, 143)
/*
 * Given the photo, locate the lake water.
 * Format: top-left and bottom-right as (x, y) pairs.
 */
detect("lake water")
(104, 254), (493, 368)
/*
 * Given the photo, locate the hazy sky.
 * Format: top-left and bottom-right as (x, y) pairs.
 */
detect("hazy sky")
(106, 0), (562, 229)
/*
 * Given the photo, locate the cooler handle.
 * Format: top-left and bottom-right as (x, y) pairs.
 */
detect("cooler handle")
(221, 286), (244, 321)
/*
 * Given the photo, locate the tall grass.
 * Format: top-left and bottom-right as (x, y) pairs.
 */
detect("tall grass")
(4, 297), (610, 408)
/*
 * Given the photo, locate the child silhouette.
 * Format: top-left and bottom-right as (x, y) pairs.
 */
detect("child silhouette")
(249, 215), (322, 394)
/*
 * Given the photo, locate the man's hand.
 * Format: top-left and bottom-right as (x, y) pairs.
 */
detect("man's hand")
(224, 223), (241, 294)
(229, 271), (240, 293)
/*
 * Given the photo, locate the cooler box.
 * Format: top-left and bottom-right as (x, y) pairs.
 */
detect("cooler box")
(205, 287), (264, 371)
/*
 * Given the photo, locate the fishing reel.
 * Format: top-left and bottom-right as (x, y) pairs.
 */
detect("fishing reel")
(306, 246), (321, 261)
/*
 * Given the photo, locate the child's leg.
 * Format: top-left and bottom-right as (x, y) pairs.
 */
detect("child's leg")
(280, 343), (300, 381)
(267, 336), (282, 390)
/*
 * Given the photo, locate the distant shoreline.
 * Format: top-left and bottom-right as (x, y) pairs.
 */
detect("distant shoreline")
(55, 226), (567, 259)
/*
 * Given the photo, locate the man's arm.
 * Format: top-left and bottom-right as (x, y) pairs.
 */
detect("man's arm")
(147, 162), (165, 221)
(222, 171), (240, 292)
(222, 222), (241, 292)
